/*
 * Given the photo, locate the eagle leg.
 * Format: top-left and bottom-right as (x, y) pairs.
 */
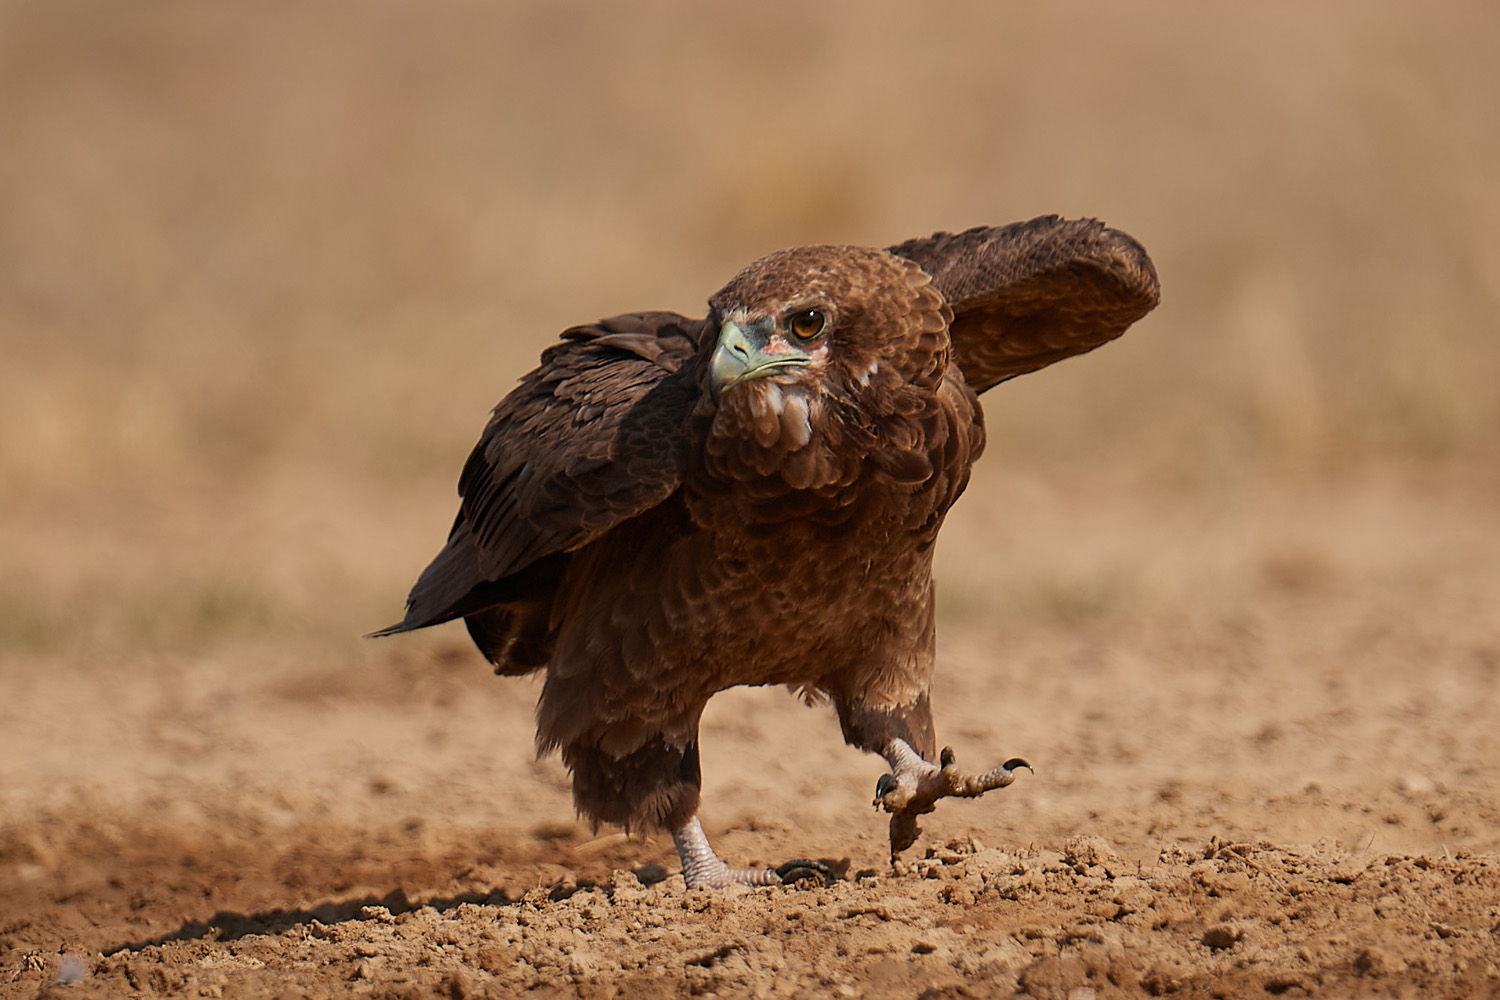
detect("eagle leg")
(874, 738), (1032, 862)
(671, 815), (833, 889)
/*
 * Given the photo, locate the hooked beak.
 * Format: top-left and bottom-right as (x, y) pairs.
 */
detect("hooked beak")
(708, 317), (812, 396)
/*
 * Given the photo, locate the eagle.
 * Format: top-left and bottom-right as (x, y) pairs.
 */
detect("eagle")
(375, 216), (1159, 888)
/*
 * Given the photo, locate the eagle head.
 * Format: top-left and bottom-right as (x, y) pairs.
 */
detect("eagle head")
(695, 245), (956, 490)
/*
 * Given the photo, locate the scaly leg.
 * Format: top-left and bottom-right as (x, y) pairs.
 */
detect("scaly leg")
(874, 739), (1031, 862)
(671, 815), (831, 889)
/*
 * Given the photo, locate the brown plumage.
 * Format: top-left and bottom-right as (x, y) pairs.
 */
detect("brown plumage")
(375, 215), (1159, 887)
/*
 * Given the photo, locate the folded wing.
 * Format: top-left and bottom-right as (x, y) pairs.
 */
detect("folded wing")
(374, 311), (704, 637)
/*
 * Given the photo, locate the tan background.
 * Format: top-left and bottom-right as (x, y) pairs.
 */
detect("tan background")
(3, 2), (1498, 996)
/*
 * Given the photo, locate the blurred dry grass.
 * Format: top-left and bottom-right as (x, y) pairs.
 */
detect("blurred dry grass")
(1, 0), (1498, 665)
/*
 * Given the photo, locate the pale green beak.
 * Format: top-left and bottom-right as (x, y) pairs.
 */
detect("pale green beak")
(708, 318), (811, 396)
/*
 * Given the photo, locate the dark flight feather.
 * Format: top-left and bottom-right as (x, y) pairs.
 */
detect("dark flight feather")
(373, 312), (702, 646)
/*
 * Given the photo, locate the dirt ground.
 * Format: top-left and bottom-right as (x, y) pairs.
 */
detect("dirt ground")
(4, 468), (1499, 999)
(5, 2), (1500, 997)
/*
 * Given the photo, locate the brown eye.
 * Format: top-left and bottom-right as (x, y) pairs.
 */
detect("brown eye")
(785, 309), (827, 342)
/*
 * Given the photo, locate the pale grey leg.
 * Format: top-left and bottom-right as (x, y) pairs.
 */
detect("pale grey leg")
(671, 815), (832, 889)
(672, 815), (781, 888)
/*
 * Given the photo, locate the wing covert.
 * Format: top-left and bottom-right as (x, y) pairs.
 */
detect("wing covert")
(889, 216), (1160, 393)
(384, 311), (704, 632)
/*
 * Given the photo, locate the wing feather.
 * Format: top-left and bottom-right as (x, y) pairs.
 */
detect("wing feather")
(889, 216), (1160, 393)
(375, 311), (703, 634)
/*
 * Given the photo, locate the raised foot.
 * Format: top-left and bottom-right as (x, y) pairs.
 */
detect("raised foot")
(672, 816), (836, 889)
(874, 741), (1032, 861)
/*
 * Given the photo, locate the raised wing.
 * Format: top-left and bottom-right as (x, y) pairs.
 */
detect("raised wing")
(376, 311), (704, 634)
(889, 216), (1160, 393)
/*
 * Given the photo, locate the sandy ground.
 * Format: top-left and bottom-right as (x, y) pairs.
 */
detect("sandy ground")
(4, 468), (1499, 999)
(4, 3), (1500, 996)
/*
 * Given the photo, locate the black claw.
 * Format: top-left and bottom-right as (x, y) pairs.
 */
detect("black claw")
(939, 746), (956, 768)
(775, 859), (836, 886)
(874, 773), (898, 799)
(1003, 757), (1032, 773)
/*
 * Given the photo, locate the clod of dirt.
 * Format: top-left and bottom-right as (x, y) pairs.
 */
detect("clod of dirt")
(1201, 924), (1243, 950)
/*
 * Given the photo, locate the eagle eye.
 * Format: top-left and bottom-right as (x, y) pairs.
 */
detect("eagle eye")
(785, 309), (827, 343)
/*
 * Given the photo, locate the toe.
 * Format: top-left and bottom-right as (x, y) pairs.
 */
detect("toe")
(774, 859), (836, 887)
(888, 811), (921, 859)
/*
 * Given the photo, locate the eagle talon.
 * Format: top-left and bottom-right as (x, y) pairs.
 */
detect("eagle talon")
(877, 739), (1032, 863)
(774, 859), (836, 887)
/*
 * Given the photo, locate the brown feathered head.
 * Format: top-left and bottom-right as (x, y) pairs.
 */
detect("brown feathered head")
(697, 246), (954, 487)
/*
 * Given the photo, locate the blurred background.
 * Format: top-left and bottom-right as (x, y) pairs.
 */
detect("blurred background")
(1, 0), (1497, 672)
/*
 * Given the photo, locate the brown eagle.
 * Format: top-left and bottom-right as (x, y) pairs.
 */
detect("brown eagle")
(375, 216), (1159, 888)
